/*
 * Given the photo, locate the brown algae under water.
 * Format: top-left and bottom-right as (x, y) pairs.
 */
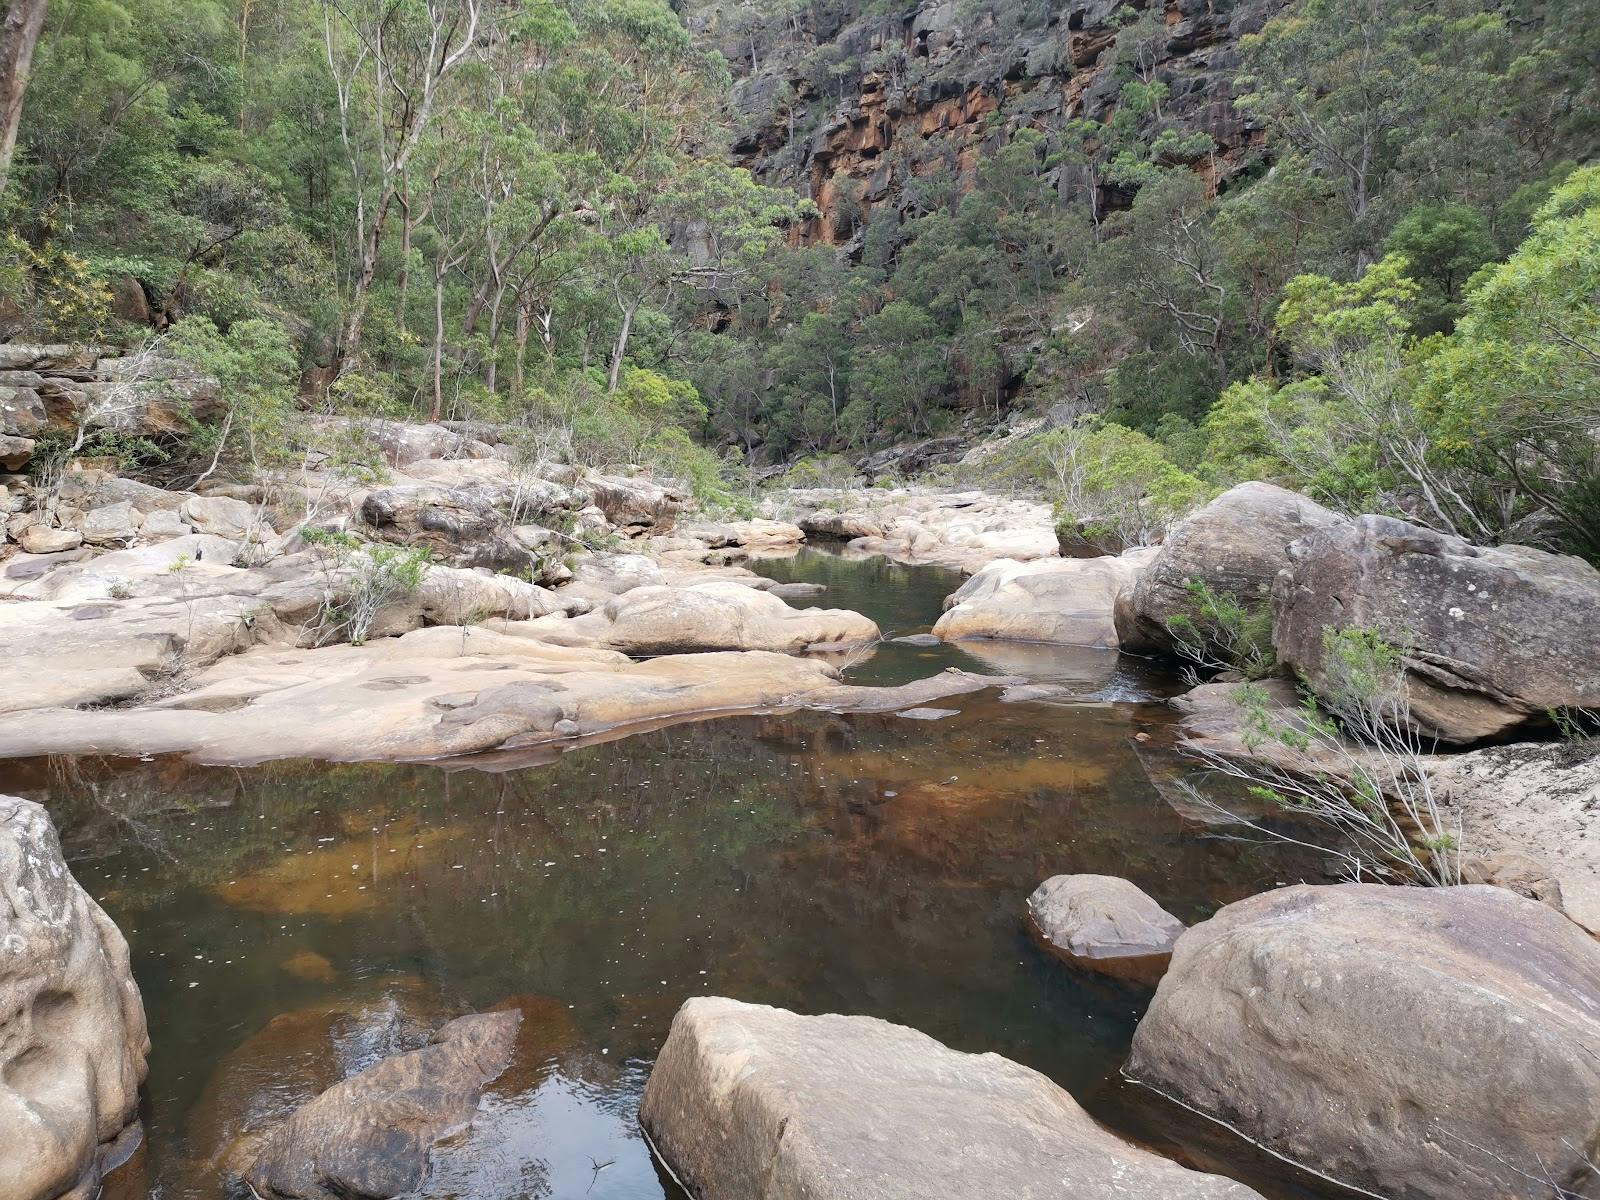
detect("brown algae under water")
(0, 549), (1352, 1200)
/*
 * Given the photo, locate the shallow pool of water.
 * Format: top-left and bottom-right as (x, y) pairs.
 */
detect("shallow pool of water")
(1, 548), (1344, 1199)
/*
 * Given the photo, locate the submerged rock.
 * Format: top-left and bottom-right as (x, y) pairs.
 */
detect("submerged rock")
(0, 796), (150, 1200)
(1273, 514), (1600, 743)
(241, 1010), (521, 1200)
(934, 549), (1154, 648)
(1126, 883), (1600, 1200)
(1026, 874), (1186, 985)
(640, 997), (1265, 1200)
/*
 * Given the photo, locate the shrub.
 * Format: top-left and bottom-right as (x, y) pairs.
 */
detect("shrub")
(1179, 627), (1462, 886)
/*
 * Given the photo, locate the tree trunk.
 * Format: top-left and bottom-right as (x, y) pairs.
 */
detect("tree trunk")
(512, 299), (531, 396)
(431, 265), (447, 423)
(0, 0), (49, 195)
(335, 184), (395, 372)
(607, 301), (637, 393)
(483, 283), (506, 393)
(396, 177), (413, 332)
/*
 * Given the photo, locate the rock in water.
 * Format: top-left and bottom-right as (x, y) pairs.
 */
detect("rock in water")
(640, 997), (1265, 1199)
(1124, 482), (1344, 654)
(0, 795), (150, 1200)
(1027, 874), (1186, 985)
(1273, 514), (1600, 743)
(1125, 883), (1600, 1200)
(934, 550), (1155, 648)
(242, 1009), (521, 1200)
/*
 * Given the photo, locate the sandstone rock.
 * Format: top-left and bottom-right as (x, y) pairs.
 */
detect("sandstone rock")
(242, 1010), (520, 1200)
(586, 473), (688, 531)
(0, 381), (48, 436)
(934, 549), (1155, 647)
(57, 471), (186, 513)
(1273, 514), (1600, 743)
(783, 489), (1058, 573)
(799, 509), (884, 539)
(569, 552), (665, 596)
(523, 581), (879, 655)
(19, 525), (83, 554)
(0, 633), (1006, 765)
(1425, 740), (1600, 923)
(640, 997), (1264, 1200)
(139, 509), (191, 540)
(0, 796), (149, 1200)
(0, 432), (33, 468)
(182, 495), (270, 541)
(359, 483), (524, 569)
(1026, 874), (1186, 984)
(1125, 482), (1344, 654)
(683, 517), (805, 551)
(1125, 883), (1600, 1199)
(81, 501), (144, 546)
(0, 344), (99, 373)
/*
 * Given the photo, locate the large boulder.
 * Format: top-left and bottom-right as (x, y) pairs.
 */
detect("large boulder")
(0, 796), (150, 1200)
(1124, 483), (1345, 654)
(799, 509), (884, 540)
(681, 517), (805, 552)
(182, 494), (271, 542)
(585, 473), (688, 532)
(359, 483), (527, 571)
(523, 581), (880, 655)
(1125, 883), (1600, 1199)
(640, 997), (1265, 1200)
(1026, 874), (1186, 984)
(241, 1010), (520, 1200)
(80, 501), (144, 547)
(1273, 514), (1600, 743)
(934, 549), (1155, 648)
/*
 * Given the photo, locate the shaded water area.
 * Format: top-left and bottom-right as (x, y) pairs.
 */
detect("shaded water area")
(0, 548), (1347, 1199)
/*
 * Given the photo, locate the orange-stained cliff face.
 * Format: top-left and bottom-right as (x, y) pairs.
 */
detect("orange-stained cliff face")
(686, 0), (1281, 250)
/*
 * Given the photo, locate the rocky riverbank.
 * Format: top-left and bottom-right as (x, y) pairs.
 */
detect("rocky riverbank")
(4, 407), (1599, 1200)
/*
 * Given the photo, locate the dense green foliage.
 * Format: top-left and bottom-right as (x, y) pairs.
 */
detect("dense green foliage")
(0, 0), (1595, 546)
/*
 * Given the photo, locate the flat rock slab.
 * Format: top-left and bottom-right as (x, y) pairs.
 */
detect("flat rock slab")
(1126, 883), (1600, 1200)
(1027, 874), (1186, 985)
(894, 706), (960, 720)
(640, 997), (1265, 1200)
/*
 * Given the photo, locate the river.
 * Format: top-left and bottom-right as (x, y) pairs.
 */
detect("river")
(0, 548), (1343, 1199)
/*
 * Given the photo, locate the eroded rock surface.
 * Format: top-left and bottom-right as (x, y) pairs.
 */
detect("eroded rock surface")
(0, 796), (150, 1200)
(1126, 883), (1600, 1199)
(934, 549), (1155, 647)
(640, 997), (1265, 1200)
(1027, 874), (1185, 984)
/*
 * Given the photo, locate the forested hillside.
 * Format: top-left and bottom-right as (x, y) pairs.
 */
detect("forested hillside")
(0, 0), (1597, 558)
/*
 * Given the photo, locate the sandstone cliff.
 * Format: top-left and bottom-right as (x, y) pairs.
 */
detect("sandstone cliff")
(686, 0), (1282, 248)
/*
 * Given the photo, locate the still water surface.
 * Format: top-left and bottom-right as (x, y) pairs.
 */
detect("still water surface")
(1, 548), (1343, 1199)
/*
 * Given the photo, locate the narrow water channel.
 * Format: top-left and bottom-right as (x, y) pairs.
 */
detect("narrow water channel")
(0, 549), (1343, 1199)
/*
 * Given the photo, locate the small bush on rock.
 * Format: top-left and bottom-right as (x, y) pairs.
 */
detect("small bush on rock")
(1183, 627), (1463, 886)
